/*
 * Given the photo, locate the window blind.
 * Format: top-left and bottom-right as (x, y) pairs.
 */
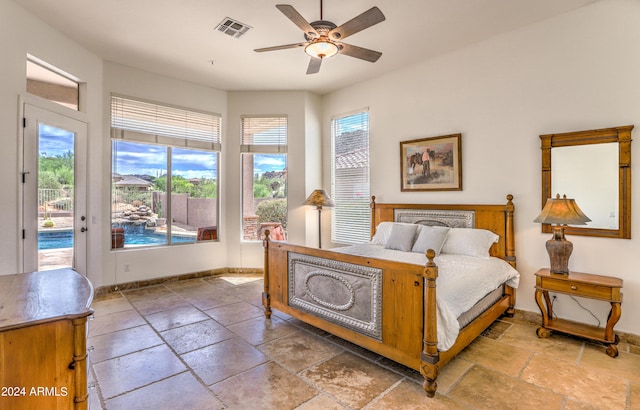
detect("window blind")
(240, 115), (287, 153)
(111, 95), (221, 150)
(331, 110), (370, 244)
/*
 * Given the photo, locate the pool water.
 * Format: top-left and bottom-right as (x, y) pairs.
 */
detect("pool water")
(39, 227), (194, 250)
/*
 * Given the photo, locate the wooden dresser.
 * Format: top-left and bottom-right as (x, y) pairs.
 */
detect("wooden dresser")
(0, 268), (94, 409)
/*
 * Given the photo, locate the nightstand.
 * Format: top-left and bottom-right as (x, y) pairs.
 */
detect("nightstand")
(534, 268), (623, 357)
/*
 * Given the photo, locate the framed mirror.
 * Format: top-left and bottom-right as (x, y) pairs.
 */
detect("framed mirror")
(540, 125), (633, 239)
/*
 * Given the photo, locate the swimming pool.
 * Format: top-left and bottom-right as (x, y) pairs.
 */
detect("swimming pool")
(39, 227), (195, 250)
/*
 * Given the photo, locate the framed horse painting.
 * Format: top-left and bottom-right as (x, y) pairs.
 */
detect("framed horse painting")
(400, 133), (462, 191)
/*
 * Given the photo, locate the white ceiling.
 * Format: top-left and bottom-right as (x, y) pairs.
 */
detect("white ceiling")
(15, 0), (597, 95)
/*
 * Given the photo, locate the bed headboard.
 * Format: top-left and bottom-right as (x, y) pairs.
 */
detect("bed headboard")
(370, 194), (516, 267)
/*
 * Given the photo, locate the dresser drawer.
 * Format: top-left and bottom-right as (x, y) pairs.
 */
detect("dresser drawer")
(539, 276), (617, 300)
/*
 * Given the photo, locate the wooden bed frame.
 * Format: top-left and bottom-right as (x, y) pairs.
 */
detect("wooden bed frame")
(262, 195), (516, 397)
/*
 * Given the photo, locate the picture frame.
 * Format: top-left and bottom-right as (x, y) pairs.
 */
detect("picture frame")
(400, 133), (462, 191)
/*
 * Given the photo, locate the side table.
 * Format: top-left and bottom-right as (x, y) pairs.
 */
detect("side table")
(534, 268), (623, 357)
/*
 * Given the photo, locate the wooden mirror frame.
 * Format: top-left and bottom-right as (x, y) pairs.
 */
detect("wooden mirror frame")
(540, 125), (633, 239)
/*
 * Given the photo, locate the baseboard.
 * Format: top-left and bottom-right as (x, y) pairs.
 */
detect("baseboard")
(93, 267), (264, 298)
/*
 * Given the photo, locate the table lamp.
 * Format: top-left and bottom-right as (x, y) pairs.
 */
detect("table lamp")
(303, 189), (335, 248)
(534, 194), (591, 274)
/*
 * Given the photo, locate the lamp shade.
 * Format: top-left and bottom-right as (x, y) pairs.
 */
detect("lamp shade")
(533, 194), (591, 225)
(303, 189), (335, 209)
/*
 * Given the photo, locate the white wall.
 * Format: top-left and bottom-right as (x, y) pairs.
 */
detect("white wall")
(226, 91), (322, 268)
(0, 0), (103, 288)
(322, 0), (640, 336)
(101, 63), (229, 288)
(1, 0), (323, 289)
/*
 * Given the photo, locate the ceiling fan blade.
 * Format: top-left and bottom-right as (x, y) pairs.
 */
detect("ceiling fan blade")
(306, 57), (322, 74)
(338, 43), (382, 62)
(254, 42), (307, 52)
(276, 4), (319, 38)
(329, 7), (385, 41)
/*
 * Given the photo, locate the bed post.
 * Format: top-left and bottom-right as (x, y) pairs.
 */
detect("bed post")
(420, 249), (439, 398)
(505, 194), (516, 316)
(262, 229), (272, 319)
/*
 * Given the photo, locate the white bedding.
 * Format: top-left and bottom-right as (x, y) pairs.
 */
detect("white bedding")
(330, 244), (520, 351)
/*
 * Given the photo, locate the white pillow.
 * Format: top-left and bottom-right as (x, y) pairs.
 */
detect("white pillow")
(384, 223), (419, 252)
(370, 222), (395, 245)
(441, 228), (499, 258)
(371, 222), (417, 246)
(411, 226), (450, 255)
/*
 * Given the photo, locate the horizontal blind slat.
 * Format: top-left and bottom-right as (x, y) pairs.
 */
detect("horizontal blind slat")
(331, 110), (370, 245)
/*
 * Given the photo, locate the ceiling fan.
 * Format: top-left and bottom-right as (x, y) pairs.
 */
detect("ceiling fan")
(254, 1), (385, 74)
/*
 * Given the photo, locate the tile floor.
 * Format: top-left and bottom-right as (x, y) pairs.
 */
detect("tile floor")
(88, 275), (640, 410)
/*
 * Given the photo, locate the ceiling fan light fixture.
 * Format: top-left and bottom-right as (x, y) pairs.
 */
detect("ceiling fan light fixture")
(305, 40), (339, 59)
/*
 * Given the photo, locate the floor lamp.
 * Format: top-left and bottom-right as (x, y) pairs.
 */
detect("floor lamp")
(303, 189), (335, 248)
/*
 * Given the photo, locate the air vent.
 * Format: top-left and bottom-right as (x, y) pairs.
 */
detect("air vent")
(216, 17), (252, 38)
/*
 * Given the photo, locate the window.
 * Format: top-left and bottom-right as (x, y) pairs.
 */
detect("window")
(26, 56), (80, 110)
(241, 116), (287, 241)
(331, 110), (370, 244)
(110, 95), (221, 248)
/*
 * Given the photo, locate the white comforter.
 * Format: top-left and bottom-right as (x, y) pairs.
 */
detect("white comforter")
(330, 244), (520, 351)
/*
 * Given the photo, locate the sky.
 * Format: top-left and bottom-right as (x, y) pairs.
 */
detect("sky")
(40, 124), (288, 180)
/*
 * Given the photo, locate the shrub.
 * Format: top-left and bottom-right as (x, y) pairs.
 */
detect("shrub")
(256, 199), (287, 229)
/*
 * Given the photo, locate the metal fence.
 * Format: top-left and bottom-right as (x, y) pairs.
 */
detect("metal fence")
(39, 188), (73, 213)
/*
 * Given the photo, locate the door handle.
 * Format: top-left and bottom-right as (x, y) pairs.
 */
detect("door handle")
(81, 227), (88, 233)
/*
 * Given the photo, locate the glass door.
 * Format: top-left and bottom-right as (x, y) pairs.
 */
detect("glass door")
(22, 103), (87, 274)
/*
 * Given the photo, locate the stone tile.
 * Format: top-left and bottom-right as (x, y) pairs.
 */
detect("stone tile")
(521, 353), (627, 409)
(131, 294), (191, 316)
(88, 387), (102, 410)
(368, 379), (466, 409)
(259, 330), (343, 373)
(179, 289), (243, 310)
(91, 295), (133, 316)
(300, 352), (402, 408)
(480, 319), (512, 340)
(93, 291), (125, 302)
(295, 393), (347, 409)
(450, 365), (564, 409)
(164, 278), (212, 290)
(145, 305), (209, 332)
(160, 319), (235, 354)
(122, 285), (175, 303)
(497, 321), (583, 364)
(434, 357), (474, 394)
(181, 337), (267, 385)
(89, 324), (163, 363)
(457, 336), (531, 376)
(89, 309), (146, 337)
(375, 356), (423, 383)
(326, 334), (385, 362)
(288, 318), (333, 337)
(580, 343), (640, 383)
(105, 372), (223, 410)
(93, 345), (186, 399)
(630, 380), (640, 410)
(211, 362), (317, 409)
(226, 315), (297, 346)
(205, 301), (265, 326)
(563, 398), (607, 410)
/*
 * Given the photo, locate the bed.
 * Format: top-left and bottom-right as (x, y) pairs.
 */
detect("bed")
(261, 195), (518, 397)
